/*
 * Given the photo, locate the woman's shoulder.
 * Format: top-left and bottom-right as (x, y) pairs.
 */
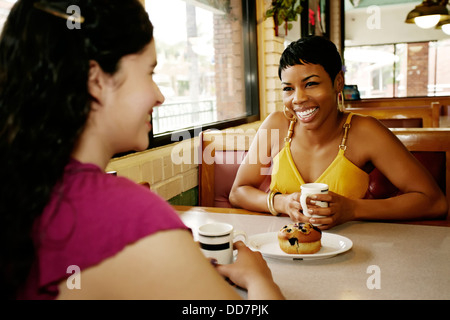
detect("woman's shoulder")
(258, 111), (292, 142)
(43, 166), (186, 246)
(261, 110), (290, 129)
(81, 172), (182, 226)
(347, 113), (404, 152)
(65, 160), (164, 208)
(349, 113), (393, 137)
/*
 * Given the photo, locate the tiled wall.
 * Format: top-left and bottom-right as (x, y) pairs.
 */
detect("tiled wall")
(106, 136), (199, 202)
(329, 0), (343, 54)
(258, 0), (286, 119)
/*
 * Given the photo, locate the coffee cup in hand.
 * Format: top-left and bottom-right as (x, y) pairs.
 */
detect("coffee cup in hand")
(300, 183), (328, 225)
(198, 222), (247, 265)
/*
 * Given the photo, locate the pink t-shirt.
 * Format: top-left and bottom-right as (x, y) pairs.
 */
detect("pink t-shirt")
(18, 159), (188, 299)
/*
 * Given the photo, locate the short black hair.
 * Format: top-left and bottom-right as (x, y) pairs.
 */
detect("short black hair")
(278, 36), (343, 82)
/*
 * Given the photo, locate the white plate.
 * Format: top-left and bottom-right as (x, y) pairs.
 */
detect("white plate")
(248, 232), (353, 260)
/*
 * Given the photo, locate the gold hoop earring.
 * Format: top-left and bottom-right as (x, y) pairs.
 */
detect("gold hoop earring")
(337, 91), (344, 112)
(283, 106), (296, 121)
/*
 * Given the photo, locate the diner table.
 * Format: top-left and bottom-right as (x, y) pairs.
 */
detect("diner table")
(173, 205), (450, 300)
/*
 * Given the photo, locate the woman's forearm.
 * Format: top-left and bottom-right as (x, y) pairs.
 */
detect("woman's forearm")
(354, 192), (448, 222)
(229, 186), (271, 213)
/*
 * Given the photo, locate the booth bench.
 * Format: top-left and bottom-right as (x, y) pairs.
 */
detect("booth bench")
(198, 128), (450, 224)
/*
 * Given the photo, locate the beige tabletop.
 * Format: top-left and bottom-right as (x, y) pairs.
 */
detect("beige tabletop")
(176, 206), (450, 300)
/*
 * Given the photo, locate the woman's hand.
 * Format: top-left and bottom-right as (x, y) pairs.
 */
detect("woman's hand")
(274, 192), (304, 221)
(277, 191), (356, 230)
(214, 241), (284, 300)
(305, 191), (356, 229)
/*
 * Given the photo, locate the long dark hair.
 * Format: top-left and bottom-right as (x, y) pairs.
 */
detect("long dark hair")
(0, 0), (153, 299)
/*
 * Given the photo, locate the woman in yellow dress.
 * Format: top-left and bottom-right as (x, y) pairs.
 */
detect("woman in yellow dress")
(229, 36), (447, 229)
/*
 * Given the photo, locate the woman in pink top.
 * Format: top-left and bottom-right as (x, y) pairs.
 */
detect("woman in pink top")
(0, 0), (283, 300)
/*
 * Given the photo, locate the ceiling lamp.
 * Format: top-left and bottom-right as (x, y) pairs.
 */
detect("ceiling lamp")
(405, 0), (450, 29)
(436, 18), (450, 34)
(442, 23), (450, 34)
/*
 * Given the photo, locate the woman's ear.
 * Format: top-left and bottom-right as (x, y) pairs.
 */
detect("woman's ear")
(87, 60), (104, 108)
(334, 70), (345, 92)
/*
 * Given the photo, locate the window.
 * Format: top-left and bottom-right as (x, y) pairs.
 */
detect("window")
(344, 1), (450, 99)
(145, 0), (259, 148)
(0, 0), (15, 31)
(344, 40), (450, 98)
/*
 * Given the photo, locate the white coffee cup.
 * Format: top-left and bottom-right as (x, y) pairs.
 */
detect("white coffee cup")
(300, 183), (328, 222)
(198, 222), (247, 265)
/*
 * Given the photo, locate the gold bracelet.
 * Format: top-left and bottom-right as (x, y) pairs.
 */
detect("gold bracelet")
(267, 190), (281, 216)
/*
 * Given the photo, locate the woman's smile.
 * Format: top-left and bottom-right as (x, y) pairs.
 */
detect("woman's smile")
(295, 106), (319, 122)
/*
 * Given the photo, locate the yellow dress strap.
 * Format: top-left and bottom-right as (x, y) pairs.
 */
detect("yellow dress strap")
(285, 118), (297, 143)
(339, 113), (353, 151)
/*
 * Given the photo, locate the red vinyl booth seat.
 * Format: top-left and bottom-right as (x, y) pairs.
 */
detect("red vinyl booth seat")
(365, 151), (446, 199)
(212, 150), (270, 208)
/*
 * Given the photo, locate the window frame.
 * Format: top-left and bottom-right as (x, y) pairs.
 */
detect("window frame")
(147, 0), (260, 149)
